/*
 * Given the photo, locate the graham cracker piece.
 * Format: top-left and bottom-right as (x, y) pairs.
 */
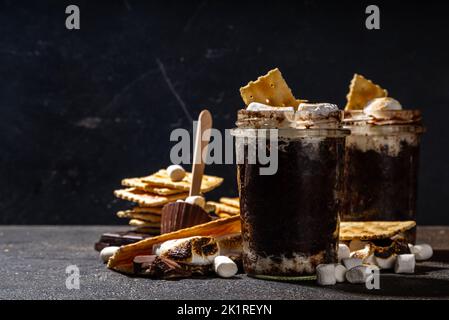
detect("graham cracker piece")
(113, 188), (187, 207)
(129, 218), (160, 228)
(345, 73), (388, 110)
(133, 206), (162, 215)
(207, 201), (240, 215)
(141, 169), (223, 192)
(108, 215), (241, 272)
(240, 68), (299, 108)
(339, 221), (416, 241)
(121, 177), (184, 195)
(117, 210), (161, 223)
(219, 197), (240, 208)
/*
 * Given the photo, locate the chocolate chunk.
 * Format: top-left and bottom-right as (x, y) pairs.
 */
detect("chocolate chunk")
(133, 255), (192, 279)
(95, 231), (151, 251)
(133, 255), (157, 274)
(373, 237), (410, 258)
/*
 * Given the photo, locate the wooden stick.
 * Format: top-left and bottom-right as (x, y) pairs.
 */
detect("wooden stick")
(190, 110), (213, 197)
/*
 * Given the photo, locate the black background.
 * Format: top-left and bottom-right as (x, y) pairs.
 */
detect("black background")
(0, 0), (448, 225)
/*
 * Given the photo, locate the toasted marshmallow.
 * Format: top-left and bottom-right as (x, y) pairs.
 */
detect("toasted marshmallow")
(214, 256), (238, 278)
(364, 97), (402, 115)
(334, 264), (347, 283)
(167, 164), (186, 182)
(345, 265), (375, 284)
(342, 258), (363, 270)
(410, 243), (433, 261)
(351, 243), (372, 260)
(100, 246), (120, 263)
(157, 236), (219, 265)
(375, 254), (396, 269)
(185, 195), (206, 209)
(395, 254), (415, 274)
(247, 102), (294, 112)
(316, 264), (336, 286)
(338, 243), (350, 262)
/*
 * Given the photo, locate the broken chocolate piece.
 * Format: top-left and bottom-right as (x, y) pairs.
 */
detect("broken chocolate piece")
(133, 255), (157, 274)
(95, 231), (151, 251)
(373, 237), (410, 258)
(133, 255), (192, 279)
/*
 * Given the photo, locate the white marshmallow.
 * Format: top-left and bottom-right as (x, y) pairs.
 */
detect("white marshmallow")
(394, 254), (416, 274)
(338, 243), (350, 262)
(99, 246), (120, 263)
(345, 265), (375, 284)
(167, 164), (186, 182)
(316, 264), (336, 286)
(334, 264), (347, 283)
(349, 239), (367, 252)
(342, 258), (363, 270)
(214, 256), (238, 278)
(185, 195), (206, 209)
(375, 255), (396, 269)
(246, 102), (294, 112)
(410, 244), (433, 261)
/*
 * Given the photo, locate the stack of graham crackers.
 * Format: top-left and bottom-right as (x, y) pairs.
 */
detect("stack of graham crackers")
(114, 169), (224, 235)
(207, 197), (240, 218)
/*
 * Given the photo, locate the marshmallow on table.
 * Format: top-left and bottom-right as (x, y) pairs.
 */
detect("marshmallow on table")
(375, 255), (396, 269)
(214, 256), (238, 278)
(345, 265), (375, 284)
(334, 264), (347, 283)
(338, 243), (350, 262)
(410, 244), (433, 261)
(316, 264), (336, 286)
(99, 246), (120, 263)
(185, 195), (206, 209)
(167, 164), (186, 182)
(342, 258), (363, 270)
(395, 254), (415, 274)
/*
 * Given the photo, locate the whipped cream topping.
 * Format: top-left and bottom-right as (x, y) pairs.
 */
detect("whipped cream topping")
(344, 97), (422, 126)
(364, 97), (402, 116)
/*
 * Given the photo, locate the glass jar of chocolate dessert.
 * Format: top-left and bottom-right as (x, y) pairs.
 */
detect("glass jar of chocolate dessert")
(231, 104), (350, 280)
(342, 101), (424, 243)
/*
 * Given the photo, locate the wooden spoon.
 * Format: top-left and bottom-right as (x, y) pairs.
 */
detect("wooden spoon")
(189, 110), (213, 197)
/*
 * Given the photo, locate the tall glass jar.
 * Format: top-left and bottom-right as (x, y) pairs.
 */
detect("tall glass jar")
(342, 111), (424, 243)
(231, 109), (349, 280)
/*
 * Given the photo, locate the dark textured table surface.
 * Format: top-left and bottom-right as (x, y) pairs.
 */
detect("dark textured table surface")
(1, 226), (449, 300)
